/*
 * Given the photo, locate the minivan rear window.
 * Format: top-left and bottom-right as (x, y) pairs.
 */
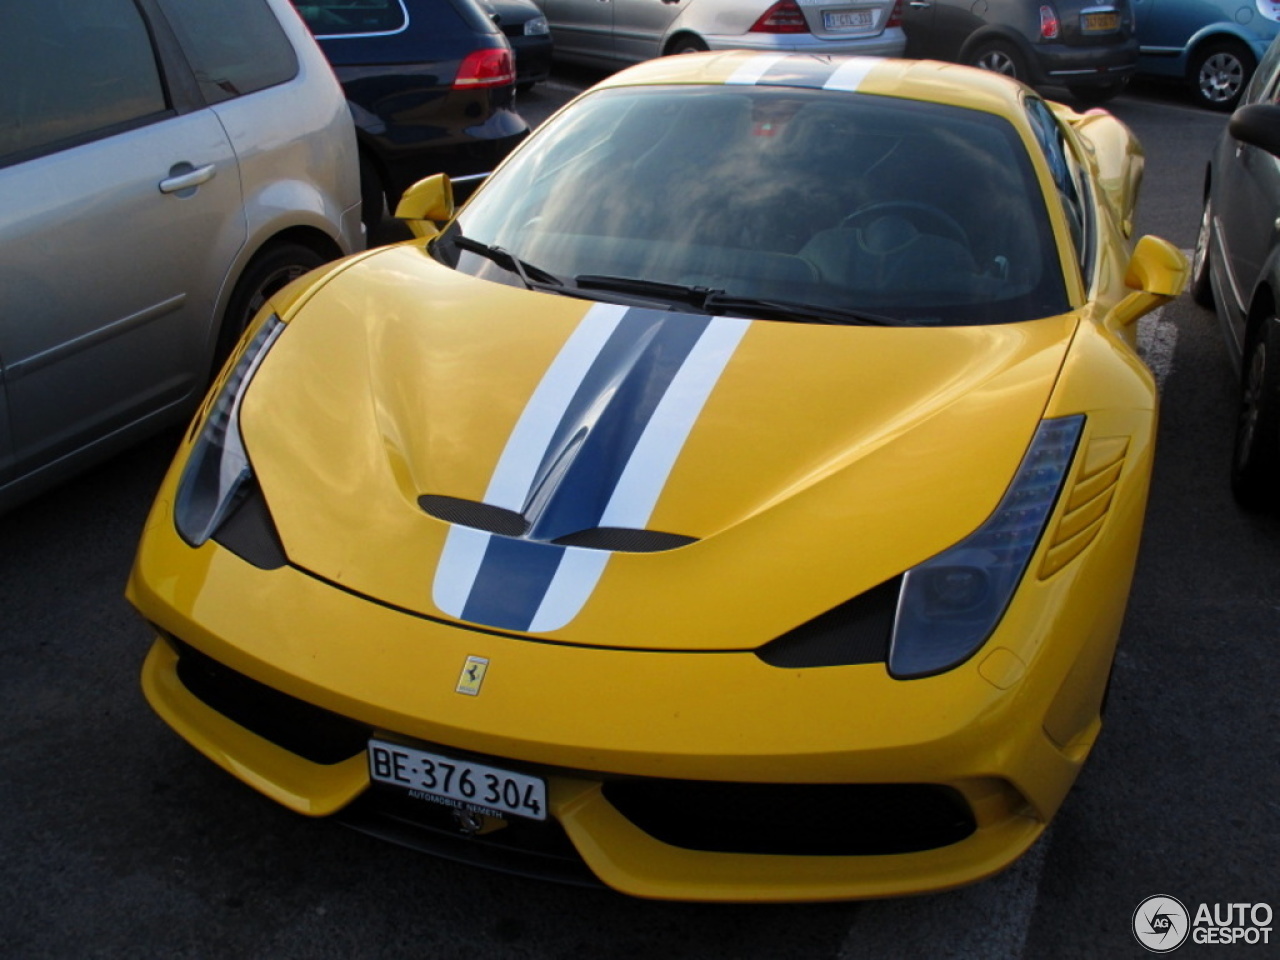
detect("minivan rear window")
(291, 0), (409, 36)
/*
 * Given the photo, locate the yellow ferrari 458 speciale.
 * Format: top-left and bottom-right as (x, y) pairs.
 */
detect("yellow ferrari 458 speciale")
(128, 52), (1186, 902)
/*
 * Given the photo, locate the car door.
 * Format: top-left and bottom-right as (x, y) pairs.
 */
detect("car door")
(612, 0), (687, 62)
(541, 0), (616, 60)
(0, 0), (245, 479)
(902, 0), (984, 60)
(1212, 40), (1280, 353)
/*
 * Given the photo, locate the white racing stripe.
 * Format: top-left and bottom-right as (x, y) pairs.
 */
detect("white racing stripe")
(725, 53), (789, 86)
(823, 57), (881, 92)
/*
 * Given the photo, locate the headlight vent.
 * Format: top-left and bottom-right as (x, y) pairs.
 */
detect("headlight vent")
(1037, 436), (1128, 580)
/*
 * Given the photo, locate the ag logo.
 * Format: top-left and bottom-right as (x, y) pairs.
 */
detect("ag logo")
(1133, 895), (1190, 953)
(455, 655), (489, 696)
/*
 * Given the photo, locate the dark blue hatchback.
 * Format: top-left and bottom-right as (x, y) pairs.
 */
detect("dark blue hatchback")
(291, 0), (529, 225)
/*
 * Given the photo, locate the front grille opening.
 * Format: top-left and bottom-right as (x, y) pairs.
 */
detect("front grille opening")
(602, 780), (976, 856)
(172, 638), (368, 765)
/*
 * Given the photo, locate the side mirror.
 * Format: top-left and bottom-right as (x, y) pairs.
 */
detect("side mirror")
(1229, 102), (1280, 157)
(394, 173), (455, 239)
(1113, 235), (1188, 327)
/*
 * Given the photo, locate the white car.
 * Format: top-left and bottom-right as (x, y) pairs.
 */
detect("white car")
(0, 0), (362, 513)
(535, 0), (906, 65)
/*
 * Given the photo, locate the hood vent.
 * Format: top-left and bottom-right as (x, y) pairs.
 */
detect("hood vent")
(419, 494), (697, 553)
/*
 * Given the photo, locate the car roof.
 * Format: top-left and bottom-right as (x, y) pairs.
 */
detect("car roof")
(592, 52), (1031, 119)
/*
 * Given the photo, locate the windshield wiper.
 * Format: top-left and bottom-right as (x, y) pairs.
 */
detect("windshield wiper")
(574, 274), (719, 310)
(453, 236), (565, 290)
(702, 293), (898, 327)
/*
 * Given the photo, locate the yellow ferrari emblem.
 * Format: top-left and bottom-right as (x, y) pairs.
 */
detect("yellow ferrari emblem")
(456, 656), (489, 696)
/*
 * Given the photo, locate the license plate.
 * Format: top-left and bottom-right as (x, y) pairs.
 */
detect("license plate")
(368, 740), (547, 821)
(1082, 11), (1118, 31)
(823, 9), (874, 30)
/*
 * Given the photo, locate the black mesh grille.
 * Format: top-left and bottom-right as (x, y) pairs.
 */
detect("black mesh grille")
(755, 576), (901, 668)
(419, 495), (529, 536)
(172, 638), (368, 765)
(603, 779), (975, 856)
(338, 788), (601, 888)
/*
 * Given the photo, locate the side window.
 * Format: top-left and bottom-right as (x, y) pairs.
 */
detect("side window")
(290, 0), (409, 36)
(0, 0), (168, 166)
(1025, 96), (1094, 278)
(1246, 36), (1280, 104)
(159, 0), (298, 105)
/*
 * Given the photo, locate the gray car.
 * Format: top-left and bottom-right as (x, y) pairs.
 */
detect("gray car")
(0, 0), (362, 514)
(533, 0), (907, 66)
(1192, 35), (1280, 508)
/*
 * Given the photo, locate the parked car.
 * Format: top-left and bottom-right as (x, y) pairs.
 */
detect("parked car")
(903, 0), (1139, 103)
(1192, 35), (1280, 507)
(0, 0), (362, 516)
(484, 0), (554, 89)
(130, 51), (1186, 900)
(1131, 0), (1280, 110)
(290, 0), (529, 225)
(533, 0), (906, 67)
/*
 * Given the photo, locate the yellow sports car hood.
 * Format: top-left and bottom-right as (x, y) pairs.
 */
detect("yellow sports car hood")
(242, 246), (1078, 651)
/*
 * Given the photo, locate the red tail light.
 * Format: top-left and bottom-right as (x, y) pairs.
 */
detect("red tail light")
(749, 0), (809, 34)
(887, 0), (903, 28)
(454, 48), (515, 89)
(1039, 5), (1060, 39)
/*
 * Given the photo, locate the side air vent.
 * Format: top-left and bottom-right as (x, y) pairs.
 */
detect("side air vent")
(419, 495), (698, 553)
(1038, 436), (1128, 580)
(755, 576), (902, 668)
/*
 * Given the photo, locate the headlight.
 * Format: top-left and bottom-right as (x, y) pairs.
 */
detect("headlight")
(525, 16), (550, 35)
(888, 415), (1084, 679)
(174, 315), (286, 546)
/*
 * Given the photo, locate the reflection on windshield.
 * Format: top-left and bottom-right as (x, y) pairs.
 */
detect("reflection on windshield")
(452, 85), (1069, 326)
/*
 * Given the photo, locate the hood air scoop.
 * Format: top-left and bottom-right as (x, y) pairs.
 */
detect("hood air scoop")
(418, 494), (697, 553)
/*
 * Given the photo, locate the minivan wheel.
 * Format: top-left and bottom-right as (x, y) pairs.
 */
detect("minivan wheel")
(215, 242), (327, 373)
(967, 41), (1026, 81)
(666, 35), (708, 55)
(1190, 196), (1216, 309)
(1231, 315), (1280, 510)
(1190, 40), (1254, 111)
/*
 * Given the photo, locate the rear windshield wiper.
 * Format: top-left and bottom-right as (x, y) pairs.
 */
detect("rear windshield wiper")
(452, 236), (565, 290)
(702, 293), (898, 327)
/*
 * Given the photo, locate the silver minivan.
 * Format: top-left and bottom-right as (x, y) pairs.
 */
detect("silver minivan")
(0, 0), (363, 513)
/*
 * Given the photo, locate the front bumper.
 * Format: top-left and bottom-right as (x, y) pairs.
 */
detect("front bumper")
(127, 431), (1148, 902)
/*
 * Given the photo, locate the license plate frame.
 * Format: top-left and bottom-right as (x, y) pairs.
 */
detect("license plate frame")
(368, 739), (547, 822)
(823, 9), (875, 31)
(1081, 11), (1119, 32)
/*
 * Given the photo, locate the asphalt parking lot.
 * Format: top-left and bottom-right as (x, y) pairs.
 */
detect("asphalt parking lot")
(1, 70), (1277, 959)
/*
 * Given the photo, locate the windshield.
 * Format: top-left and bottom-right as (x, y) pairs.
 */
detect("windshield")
(444, 85), (1069, 326)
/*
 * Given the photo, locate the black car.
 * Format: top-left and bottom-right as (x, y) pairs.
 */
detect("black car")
(902, 0), (1138, 102)
(483, 0), (553, 90)
(1192, 36), (1280, 510)
(291, 0), (529, 225)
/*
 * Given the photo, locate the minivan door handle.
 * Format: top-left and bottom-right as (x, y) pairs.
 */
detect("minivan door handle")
(159, 163), (216, 195)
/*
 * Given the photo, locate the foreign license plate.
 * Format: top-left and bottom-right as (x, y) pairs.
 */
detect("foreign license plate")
(368, 739), (547, 821)
(1082, 11), (1118, 31)
(823, 9), (874, 30)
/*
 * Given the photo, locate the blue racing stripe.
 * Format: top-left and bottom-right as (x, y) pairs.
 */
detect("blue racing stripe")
(460, 536), (566, 632)
(523, 308), (712, 541)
